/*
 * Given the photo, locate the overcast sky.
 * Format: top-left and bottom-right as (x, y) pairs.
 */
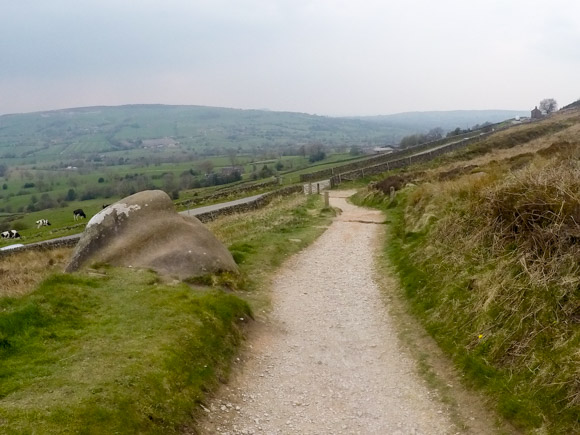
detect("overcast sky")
(1, 0), (578, 116)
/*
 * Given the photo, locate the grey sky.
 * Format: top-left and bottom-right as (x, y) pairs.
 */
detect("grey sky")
(1, 0), (578, 116)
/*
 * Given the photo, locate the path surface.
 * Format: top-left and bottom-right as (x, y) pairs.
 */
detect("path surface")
(197, 191), (455, 434)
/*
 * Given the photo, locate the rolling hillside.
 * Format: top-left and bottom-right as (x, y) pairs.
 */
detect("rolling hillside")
(0, 105), (526, 166)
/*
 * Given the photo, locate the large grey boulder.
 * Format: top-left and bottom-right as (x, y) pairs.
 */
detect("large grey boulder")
(65, 190), (238, 279)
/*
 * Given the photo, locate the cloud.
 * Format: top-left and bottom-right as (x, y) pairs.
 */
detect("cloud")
(1, 0), (579, 115)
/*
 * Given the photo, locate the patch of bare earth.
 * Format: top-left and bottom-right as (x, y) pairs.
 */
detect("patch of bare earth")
(192, 191), (507, 434)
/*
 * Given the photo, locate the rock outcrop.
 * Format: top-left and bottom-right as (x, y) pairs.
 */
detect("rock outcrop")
(65, 190), (238, 279)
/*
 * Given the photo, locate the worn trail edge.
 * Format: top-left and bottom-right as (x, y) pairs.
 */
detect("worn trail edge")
(197, 191), (455, 434)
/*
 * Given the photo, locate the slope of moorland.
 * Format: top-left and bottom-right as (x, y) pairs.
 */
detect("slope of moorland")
(354, 109), (580, 434)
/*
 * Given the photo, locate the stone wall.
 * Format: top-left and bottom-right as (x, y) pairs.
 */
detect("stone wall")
(176, 179), (280, 208)
(0, 235), (80, 259)
(302, 180), (332, 194)
(330, 133), (492, 186)
(300, 123), (506, 183)
(0, 185), (304, 257)
(193, 185), (303, 222)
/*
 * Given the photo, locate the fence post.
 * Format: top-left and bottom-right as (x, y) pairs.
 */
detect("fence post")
(317, 183), (320, 194)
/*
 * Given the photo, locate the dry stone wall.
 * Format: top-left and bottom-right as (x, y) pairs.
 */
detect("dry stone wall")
(0, 235), (80, 259)
(176, 179), (280, 208)
(301, 125), (504, 183)
(193, 185), (303, 222)
(330, 133), (492, 185)
(0, 185), (304, 258)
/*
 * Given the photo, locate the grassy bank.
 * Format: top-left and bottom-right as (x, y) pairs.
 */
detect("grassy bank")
(353, 143), (580, 433)
(0, 192), (333, 433)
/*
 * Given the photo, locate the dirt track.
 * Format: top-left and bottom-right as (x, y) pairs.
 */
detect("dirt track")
(196, 191), (460, 434)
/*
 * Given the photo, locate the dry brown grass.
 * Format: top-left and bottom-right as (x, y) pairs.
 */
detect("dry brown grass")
(415, 156), (580, 425)
(0, 247), (73, 298)
(423, 110), (580, 179)
(205, 194), (308, 245)
(358, 110), (580, 431)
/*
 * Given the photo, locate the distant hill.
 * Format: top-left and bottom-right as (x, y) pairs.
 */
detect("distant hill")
(0, 105), (526, 165)
(354, 109), (529, 131)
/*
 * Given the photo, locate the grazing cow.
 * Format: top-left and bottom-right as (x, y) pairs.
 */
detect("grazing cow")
(36, 219), (51, 228)
(73, 209), (87, 220)
(1, 230), (21, 239)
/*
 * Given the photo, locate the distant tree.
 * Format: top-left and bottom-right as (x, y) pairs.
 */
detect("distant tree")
(308, 144), (326, 163)
(425, 127), (444, 142)
(539, 98), (558, 114)
(446, 127), (470, 137)
(66, 188), (77, 201)
(38, 193), (57, 210)
(226, 148), (239, 167)
(179, 171), (195, 190)
(98, 177), (105, 183)
(2, 184), (7, 190)
(399, 133), (425, 148)
(259, 165), (274, 178)
(349, 146), (362, 156)
(197, 160), (214, 175)
(162, 173), (178, 196)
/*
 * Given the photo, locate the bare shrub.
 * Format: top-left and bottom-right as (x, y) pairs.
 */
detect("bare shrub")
(372, 174), (407, 195)
(481, 161), (580, 263)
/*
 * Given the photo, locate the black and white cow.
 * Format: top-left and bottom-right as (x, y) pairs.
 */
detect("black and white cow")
(36, 219), (51, 228)
(1, 230), (21, 239)
(73, 209), (87, 220)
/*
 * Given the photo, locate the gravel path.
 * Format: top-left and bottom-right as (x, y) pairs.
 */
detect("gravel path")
(197, 190), (456, 434)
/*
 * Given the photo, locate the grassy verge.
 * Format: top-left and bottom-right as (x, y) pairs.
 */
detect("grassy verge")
(0, 192), (333, 433)
(352, 150), (580, 433)
(0, 270), (251, 434)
